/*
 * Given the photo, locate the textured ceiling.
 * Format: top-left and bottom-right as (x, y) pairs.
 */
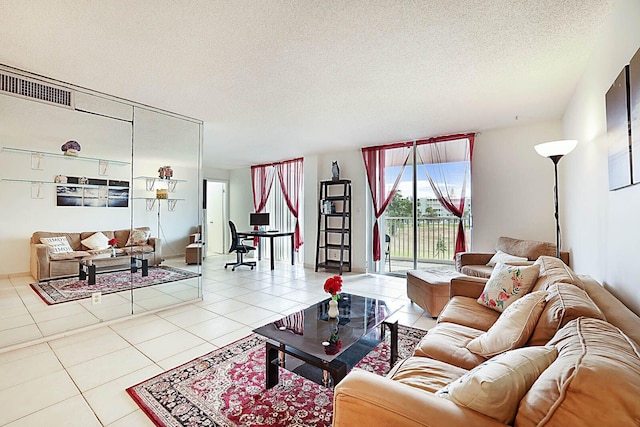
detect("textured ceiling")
(0, 0), (614, 169)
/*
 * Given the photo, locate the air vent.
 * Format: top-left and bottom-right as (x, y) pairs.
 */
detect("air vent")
(0, 72), (73, 108)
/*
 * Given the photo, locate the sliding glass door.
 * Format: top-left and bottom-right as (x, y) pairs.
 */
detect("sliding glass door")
(374, 135), (473, 275)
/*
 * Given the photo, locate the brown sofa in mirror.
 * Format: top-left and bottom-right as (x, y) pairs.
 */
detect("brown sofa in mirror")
(455, 236), (569, 278)
(31, 227), (162, 281)
(333, 256), (640, 426)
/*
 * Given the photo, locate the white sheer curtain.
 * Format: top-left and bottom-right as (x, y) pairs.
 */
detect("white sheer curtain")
(415, 135), (474, 255)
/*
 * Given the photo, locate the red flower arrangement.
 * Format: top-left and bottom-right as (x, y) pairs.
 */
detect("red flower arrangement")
(324, 336), (343, 355)
(108, 238), (118, 248)
(323, 275), (342, 300)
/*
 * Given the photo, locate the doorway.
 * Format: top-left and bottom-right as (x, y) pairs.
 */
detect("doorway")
(205, 180), (227, 255)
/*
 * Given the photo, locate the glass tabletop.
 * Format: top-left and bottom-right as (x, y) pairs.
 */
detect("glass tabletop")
(253, 293), (395, 362)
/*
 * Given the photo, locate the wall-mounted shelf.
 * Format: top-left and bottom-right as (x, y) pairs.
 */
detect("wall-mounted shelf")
(134, 176), (185, 192)
(133, 197), (184, 212)
(0, 178), (128, 189)
(2, 146), (130, 167)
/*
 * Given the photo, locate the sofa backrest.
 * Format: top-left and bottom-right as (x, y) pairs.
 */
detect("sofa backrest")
(495, 236), (569, 265)
(31, 231), (82, 250)
(516, 317), (640, 427)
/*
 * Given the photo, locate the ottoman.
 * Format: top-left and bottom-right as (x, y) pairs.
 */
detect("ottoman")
(406, 269), (463, 318)
(185, 243), (203, 265)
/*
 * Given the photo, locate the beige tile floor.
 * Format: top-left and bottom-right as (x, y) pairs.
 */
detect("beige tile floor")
(0, 255), (437, 426)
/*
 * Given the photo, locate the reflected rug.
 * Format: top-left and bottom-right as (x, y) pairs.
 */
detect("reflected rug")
(127, 325), (427, 427)
(30, 266), (199, 305)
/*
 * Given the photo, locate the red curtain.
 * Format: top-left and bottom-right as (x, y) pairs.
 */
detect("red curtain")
(416, 134), (474, 256)
(362, 143), (412, 261)
(276, 157), (304, 251)
(250, 164), (276, 244)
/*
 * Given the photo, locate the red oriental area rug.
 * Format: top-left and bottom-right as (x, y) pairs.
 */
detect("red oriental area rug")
(30, 266), (199, 305)
(127, 325), (427, 427)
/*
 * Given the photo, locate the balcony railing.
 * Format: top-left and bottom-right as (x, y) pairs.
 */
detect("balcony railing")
(385, 216), (471, 264)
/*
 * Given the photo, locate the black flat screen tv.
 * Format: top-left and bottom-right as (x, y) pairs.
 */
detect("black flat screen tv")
(250, 213), (270, 226)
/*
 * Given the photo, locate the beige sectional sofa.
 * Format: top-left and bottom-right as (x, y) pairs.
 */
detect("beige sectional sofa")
(31, 227), (162, 281)
(456, 236), (570, 278)
(333, 256), (640, 426)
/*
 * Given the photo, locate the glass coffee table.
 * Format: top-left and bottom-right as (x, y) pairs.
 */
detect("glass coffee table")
(253, 293), (399, 389)
(79, 253), (148, 285)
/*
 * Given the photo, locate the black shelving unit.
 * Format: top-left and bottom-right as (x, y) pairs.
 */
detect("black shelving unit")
(315, 179), (351, 274)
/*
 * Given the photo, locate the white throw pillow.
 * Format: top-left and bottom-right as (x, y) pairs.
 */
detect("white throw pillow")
(467, 291), (549, 357)
(486, 250), (530, 267)
(126, 228), (151, 246)
(436, 346), (558, 424)
(40, 236), (73, 253)
(478, 263), (540, 312)
(81, 231), (110, 250)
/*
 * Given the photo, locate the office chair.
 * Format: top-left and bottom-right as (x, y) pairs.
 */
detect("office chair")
(224, 221), (256, 271)
(385, 234), (391, 271)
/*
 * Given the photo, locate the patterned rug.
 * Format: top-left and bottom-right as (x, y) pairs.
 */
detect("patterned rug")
(127, 325), (427, 427)
(30, 266), (200, 305)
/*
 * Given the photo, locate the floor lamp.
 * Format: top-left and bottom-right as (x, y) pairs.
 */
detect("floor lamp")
(534, 140), (578, 259)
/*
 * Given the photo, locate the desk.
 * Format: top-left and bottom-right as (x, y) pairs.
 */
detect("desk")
(238, 230), (295, 270)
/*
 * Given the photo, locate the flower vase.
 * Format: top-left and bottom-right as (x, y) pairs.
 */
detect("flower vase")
(328, 298), (339, 319)
(111, 247), (116, 257)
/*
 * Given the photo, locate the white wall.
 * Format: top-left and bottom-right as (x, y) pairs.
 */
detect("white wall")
(562, 0), (640, 315)
(471, 120), (564, 252)
(228, 168), (253, 230)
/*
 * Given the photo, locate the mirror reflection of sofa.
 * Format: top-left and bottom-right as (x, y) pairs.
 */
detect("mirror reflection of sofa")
(30, 227), (162, 281)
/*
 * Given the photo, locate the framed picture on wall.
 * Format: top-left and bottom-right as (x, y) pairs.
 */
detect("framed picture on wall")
(605, 66), (632, 190)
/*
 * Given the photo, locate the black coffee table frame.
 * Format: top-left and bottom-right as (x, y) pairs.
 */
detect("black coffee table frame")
(79, 255), (148, 285)
(265, 319), (398, 389)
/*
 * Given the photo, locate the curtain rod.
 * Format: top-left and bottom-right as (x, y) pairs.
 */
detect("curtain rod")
(361, 132), (476, 151)
(251, 156), (304, 169)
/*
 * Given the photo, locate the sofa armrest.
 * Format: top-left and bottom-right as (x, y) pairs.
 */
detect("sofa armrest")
(30, 243), (50, 281)
(333, 370), (504, 427)
(455, 252), (494, 272)
(450, 276), (488, 299)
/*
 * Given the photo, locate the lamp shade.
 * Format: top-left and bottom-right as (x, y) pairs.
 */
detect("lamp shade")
(534, 140), (578, 158)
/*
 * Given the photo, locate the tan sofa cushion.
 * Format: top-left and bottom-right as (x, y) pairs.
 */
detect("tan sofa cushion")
(486, 250), (530, 267)
(388, 356), (468, 394)
(32, 231), (82, 250)
(532, 255), (584, 292)
(516, 317), (640, 427)
(496, 236), (557, 260)
(527, 283), (606, 346)
(478, 263), (540, 312)
(414, 322), (487, 370)
(467, 291), (548, 357)
(460, 265), (494, 278)
(438, 296), (500, 332)
(123, 245), (154, 254)
(49, 250), (90, 260)
(437, 346), (558, 424)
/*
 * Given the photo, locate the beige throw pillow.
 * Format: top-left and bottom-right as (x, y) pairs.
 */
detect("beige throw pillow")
(486, 250), (530, 267)
(436, 346), (558, 424)
(126, 228), (151, 246)
(467, 291), (549, 357)
(81, 231), (110, 250)
(478, 263), (540, 312)
(40, 236), (73, 253)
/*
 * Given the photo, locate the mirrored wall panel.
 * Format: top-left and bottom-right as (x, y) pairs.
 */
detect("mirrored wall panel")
(0, 65), (203, 349)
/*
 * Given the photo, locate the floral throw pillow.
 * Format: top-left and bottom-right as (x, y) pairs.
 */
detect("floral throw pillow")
(478, 263), (540, 313)
(125, 228), (151, 246)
